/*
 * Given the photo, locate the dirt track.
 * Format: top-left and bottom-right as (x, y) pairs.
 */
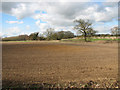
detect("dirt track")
(2, 41), (118, 88)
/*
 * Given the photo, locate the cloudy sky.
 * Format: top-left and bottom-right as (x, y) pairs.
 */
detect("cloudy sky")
(0, 0), (119, 37)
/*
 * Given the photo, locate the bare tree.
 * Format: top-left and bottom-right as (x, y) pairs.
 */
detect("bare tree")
(44, 28), (55, 40)
(111, 26), (118, 36)
(74, 19), (97, 41)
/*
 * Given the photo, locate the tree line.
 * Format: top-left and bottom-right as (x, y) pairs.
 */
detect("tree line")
(2, 19), (119, 42)
(2, 30), (74, 41)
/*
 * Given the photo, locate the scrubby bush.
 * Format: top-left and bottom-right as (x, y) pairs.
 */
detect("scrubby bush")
(28, 32), (39, 40)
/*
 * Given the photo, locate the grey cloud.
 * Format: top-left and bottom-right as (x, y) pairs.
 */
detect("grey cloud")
(2, 2), (18, 14)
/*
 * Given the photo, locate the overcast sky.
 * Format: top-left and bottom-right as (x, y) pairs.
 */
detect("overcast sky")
(0, 0), (119, 37)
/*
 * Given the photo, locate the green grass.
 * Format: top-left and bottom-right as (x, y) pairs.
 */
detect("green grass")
(91, 38), (119, 41)
(61, 38), (84, 42)
(91, 38), (112, 41)
(61, 38), (119, 42)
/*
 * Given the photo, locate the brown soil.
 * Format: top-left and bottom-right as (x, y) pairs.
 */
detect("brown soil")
(2, 41), (118, 88)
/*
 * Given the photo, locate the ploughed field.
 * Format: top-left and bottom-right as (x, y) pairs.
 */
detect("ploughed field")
(2, 41), (118, 88)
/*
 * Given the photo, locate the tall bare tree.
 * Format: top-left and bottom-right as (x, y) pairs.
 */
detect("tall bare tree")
(111, 26), (118, 36)
(74, 19), (97, 41)
(44, 28), (55, 40)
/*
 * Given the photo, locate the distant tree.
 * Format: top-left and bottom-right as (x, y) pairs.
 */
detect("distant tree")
(37, 34), (46, 40)
(44, 29), (75, 40)
(74, 19), (97, 41)
(51, 33), (58, 40)
(44, 28), (55, 40)
(29, 32), (39, 40)
(37, 36), (46, 40)
(64, 31), (74, 39)
(57, 31), (65, 40)
(19, 35), (29, 40)
(47, 31), (75, 40)
(111, 26), (118, 36)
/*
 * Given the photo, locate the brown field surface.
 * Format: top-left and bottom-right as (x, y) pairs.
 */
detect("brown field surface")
(2, 41), (118, 88)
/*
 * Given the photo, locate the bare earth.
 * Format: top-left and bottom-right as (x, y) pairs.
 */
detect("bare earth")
(2, 41), (118, 88)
